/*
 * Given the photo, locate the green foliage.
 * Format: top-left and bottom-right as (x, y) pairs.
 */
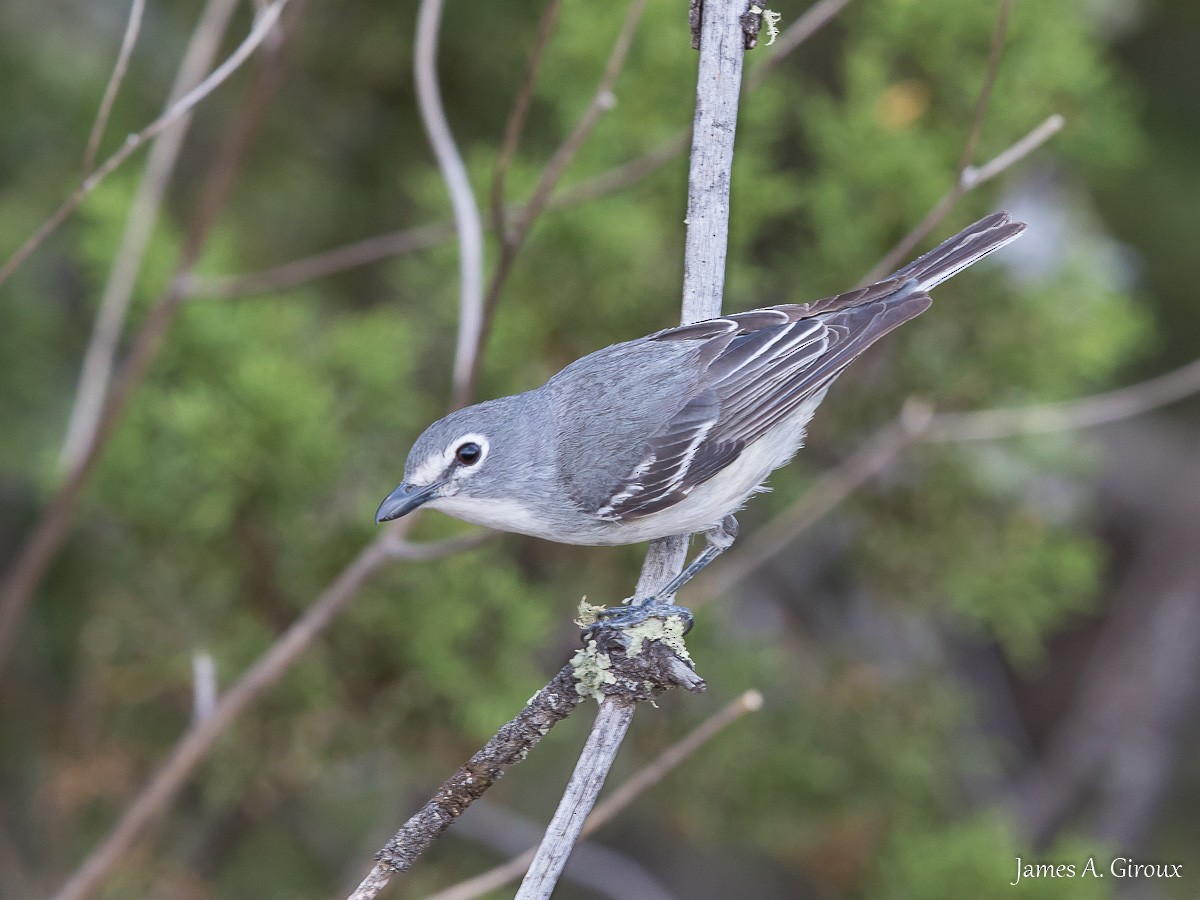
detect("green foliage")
(875, 814), (1115, 899)
(0, 0), (1183, 896)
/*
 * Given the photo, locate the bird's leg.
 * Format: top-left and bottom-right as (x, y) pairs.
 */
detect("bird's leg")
(593, 515), (739, 634)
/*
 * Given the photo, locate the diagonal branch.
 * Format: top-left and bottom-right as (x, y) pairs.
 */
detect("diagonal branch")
(348, 663), (586, 900)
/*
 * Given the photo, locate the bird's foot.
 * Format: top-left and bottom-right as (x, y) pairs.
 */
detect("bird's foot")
(591, 598), (694, 635)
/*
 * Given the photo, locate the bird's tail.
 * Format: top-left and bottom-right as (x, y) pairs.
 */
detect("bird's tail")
(889, 211), (1026, 292)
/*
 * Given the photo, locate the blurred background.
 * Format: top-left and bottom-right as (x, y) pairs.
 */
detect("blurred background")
(1, 0), (1198, 897)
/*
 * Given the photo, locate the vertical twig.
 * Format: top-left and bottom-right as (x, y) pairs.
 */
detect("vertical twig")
(414, 0), (486, 411)
(517, 3), (754, 895)
(61, 0), (240, 474)
(513, 700), (635, 899)
(680, 0), (751, 323)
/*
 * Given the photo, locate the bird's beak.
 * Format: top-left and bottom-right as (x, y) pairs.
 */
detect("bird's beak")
(375, 481), (444, 523)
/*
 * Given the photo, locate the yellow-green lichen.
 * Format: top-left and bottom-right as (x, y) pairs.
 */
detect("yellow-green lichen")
(574, 598), (604, 628)
(624, 616), (691, 661)
(571, 639), (616, 703)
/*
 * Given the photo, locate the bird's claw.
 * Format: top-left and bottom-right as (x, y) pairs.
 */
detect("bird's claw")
(587, 598), (695, 635)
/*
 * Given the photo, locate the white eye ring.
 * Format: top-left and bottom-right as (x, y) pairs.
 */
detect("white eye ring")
(445, 433), (488, 472)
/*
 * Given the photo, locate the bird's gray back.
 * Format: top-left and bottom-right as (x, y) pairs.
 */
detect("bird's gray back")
(543, 338), (707, 509)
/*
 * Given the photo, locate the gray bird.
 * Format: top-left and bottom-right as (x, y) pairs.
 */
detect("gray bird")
(377, 212), (1026, 628)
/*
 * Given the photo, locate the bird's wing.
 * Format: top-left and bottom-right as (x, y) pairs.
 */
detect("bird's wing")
(595, 282), (930, 520)
(593, 212), (1025, 522)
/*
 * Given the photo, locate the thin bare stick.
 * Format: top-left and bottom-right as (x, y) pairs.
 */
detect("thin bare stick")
(61, 0), (242, 475)
(82, 0), (147, 175)
(518, 4), (754, 895)
(414, 0), (485, 410)
(458, 0), (648, 409)
(860, 112), (1063, 287)
(184, 0), (851, 302)
(680, 0), (752, 323)
(430, 690), (763, 900)
(961, 113), (1064, 188)
(956, 0), (1012, 174)
(859, 0), (1016, 286)
(515, 699), (635, 900)
(0, 0), (288, 289)
(492, 0), (563, 244)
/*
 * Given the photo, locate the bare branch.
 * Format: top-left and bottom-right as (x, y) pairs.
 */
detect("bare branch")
(190, 651), (218, 724)
(859, 0), (1020, 286)
(380, 528), (492, 561)
(681, 0), (753, 323)
(956, 0), (1013, 175)
(61, 0), (242, 475)
(0, 0), (289, 289)
(492, 0), (564, 243)
(430, 690), (763, 900)
(924, 357), (1200, 442)
(961, 113), (1064, 188)
(82, 0), (147, 175)
(414, 0), (486, 410)
(348, 663), (587, 900)
(458, 0), (649, 409)
(860, 113), (1062, 286)
(182, 220), (457, 298)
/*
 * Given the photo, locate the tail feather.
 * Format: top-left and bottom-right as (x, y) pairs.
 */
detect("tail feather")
(890, 211), (1026, 292)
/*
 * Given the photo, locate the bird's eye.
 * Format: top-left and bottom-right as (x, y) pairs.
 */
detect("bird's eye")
(455, 442), (482, 465)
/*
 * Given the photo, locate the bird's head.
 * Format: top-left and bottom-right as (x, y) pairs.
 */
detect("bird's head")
(375, 397), (530, 524)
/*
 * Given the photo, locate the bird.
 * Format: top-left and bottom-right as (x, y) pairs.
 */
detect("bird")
(376, 212), (1026, 629)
